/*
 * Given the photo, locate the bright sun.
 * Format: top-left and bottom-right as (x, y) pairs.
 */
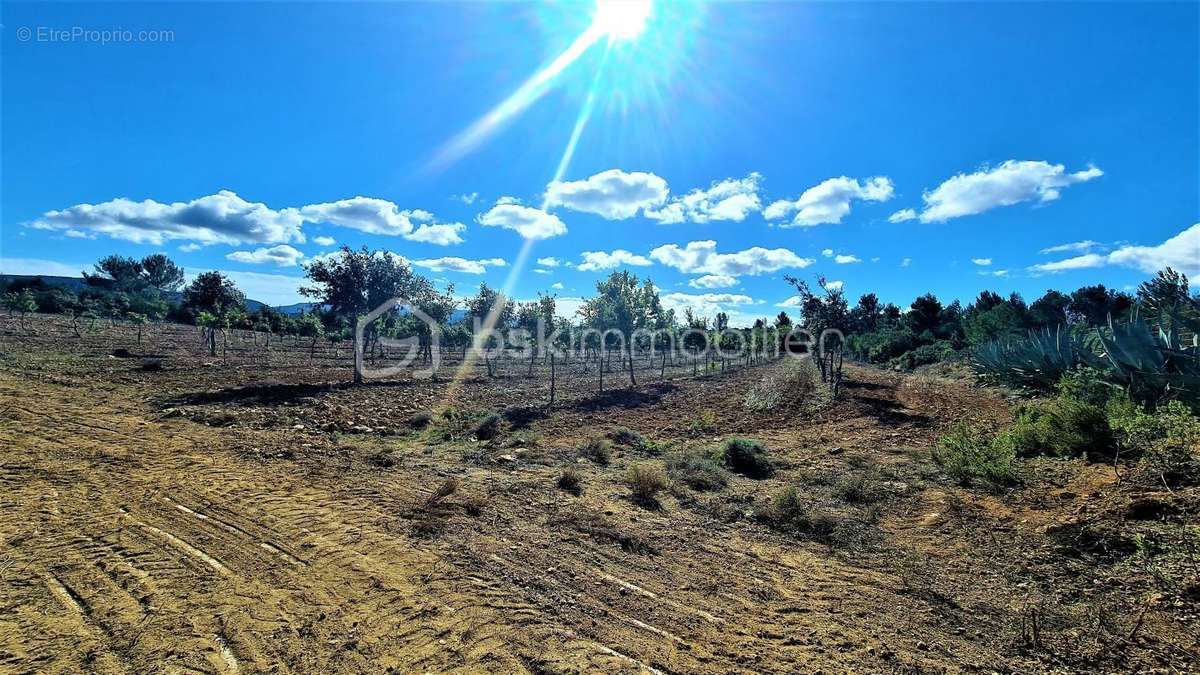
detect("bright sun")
(591, 0), (653, 41)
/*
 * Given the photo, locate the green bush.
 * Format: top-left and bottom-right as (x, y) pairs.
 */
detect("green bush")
(932, 423), (1017, 485)
(715, 438), (774, 478)
(581, 438), (613, 465)
(665, 451), (730, 491)
(1056, 366), (1117, 407)
(1002, 397), (1111, 458)
(1108, 395), (1200, 485)
(473, 412), (502, 440)
(888, 340), (957, 371)
(609, 427), (655, 452)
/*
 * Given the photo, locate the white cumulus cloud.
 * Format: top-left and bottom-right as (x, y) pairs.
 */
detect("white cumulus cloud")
(1029, 224), (1199, 276)
(645, 173), (763, 224)
(972, 258), (993, 266)
(764, 176), (894, 227)
(888, 208), (917, 223)
(577, 249), (652, 272)
(689, 274), (739, 289)
(410, 256), (506, 274)
(226, 244), (306, 267)
(916, 160), (1102, 223)
(536, 257), (561, 267)
(834, 254), (861, 264)
(312, 235), (336, 246)
(545, 169), (668, 220)
(28, 190), (306, 246)
(477, 200), (567, 240)
(300, 197), (465, 245)
(650, 240), (814, 278)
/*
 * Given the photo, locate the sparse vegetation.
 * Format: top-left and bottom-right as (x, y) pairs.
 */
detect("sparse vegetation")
(932, 422), (1018, 486)
(714, 437), (774, 478)
(557, 467), (583, 495)
(665, 451), (730, 491)
(581, 438), (613, 465)
(624, 462), (668, 507)
(473, 412), (503, 440)
(408, 410), (434, 429)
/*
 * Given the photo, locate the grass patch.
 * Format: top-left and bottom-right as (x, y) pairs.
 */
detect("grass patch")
(932, 422), (1017, 486)
(581, 438), (613, 465)
(831, 474), (883, 503)
(665, 451), (730, 491)
(557, 467), (583, 495)
(473, 412), (503, 440)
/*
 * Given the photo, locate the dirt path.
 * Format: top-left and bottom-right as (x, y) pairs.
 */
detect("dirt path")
(2, 350), (1189, 673)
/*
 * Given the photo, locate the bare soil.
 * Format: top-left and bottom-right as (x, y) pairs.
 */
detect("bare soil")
(1, 314), (1196, 673)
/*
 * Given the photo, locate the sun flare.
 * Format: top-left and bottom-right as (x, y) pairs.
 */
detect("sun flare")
(591, 0), (653, 41)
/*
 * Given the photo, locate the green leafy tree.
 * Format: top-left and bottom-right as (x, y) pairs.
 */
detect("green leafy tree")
(140, 254), (186, 293)
(579, 271), (668, 387)
(184, 272), (245, 355)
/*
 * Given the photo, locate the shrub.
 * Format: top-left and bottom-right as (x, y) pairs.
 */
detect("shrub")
(888, 341), (957, 371)
(744, 358), (821, 411)
(1108, 396), (1200, 485)
(1056, 366), (1117, 407)
(1002, 397), (1111, 458)
(665, 451), (730, 491)
(687, 409), (718, 434)
(624, 463), (668, 506)
(581, 438), (613, 465)
(716, 438), (774, 478)
(609, 427), (647, 450)
(557, 468), (583, 495)
(762, 486), (810, 532)
(932, 423), (1017, 486)
(473, 412), (502, 440)
(408, 411), (434, 429)
(831, 474), (883, 503)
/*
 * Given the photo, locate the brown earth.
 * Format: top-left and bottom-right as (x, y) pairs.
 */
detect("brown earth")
(0, 314), (1196, 673)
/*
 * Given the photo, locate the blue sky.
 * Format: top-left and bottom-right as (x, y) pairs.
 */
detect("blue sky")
(3, 1), (1198, 323)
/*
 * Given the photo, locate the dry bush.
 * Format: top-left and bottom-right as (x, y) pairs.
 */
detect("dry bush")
(744, 358), (823, 411)
(408, 410), (433, 429)
(581, 438), (613, 465)
(624, 463), (668, 507)
(716, 438), (775, 479)
(557, 467), (583, 495)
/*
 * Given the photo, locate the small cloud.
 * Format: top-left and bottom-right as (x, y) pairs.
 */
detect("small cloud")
(313, 236), (336, 247)
(821, 248), (834, 257)
(888, 208), (917, 223)
(689, 274), (739, 289)
(477, 199), (567, 240)
(901, 257), (912, 267)
(826, 280), (844, 291)
(410, 256), (506, 274)
(577, 249), (652, 272)
(179, 243), (203, 252)
(971, 258), (993, 266)
(1028, 253), (1108, 274)
(645, 173), (763, 224)
(453, 192), (479, 205)
(1039, 240), (1101, 255)
(764, 176), (894, 227)
(834, 254), (860, 264)
(226, 244), (306, 267)
(551, 282), (564, 290)
(545, 169), (669, 220)
(536, 256), (561, 267)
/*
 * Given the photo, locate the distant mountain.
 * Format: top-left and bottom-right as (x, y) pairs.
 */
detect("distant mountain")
(2, 273), (275, 313)
(274, 301), (318, 315)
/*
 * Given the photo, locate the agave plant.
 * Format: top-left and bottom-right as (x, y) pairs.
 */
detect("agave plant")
(971, 325), (1098, 391)
(1095, 309), (1200, 406)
